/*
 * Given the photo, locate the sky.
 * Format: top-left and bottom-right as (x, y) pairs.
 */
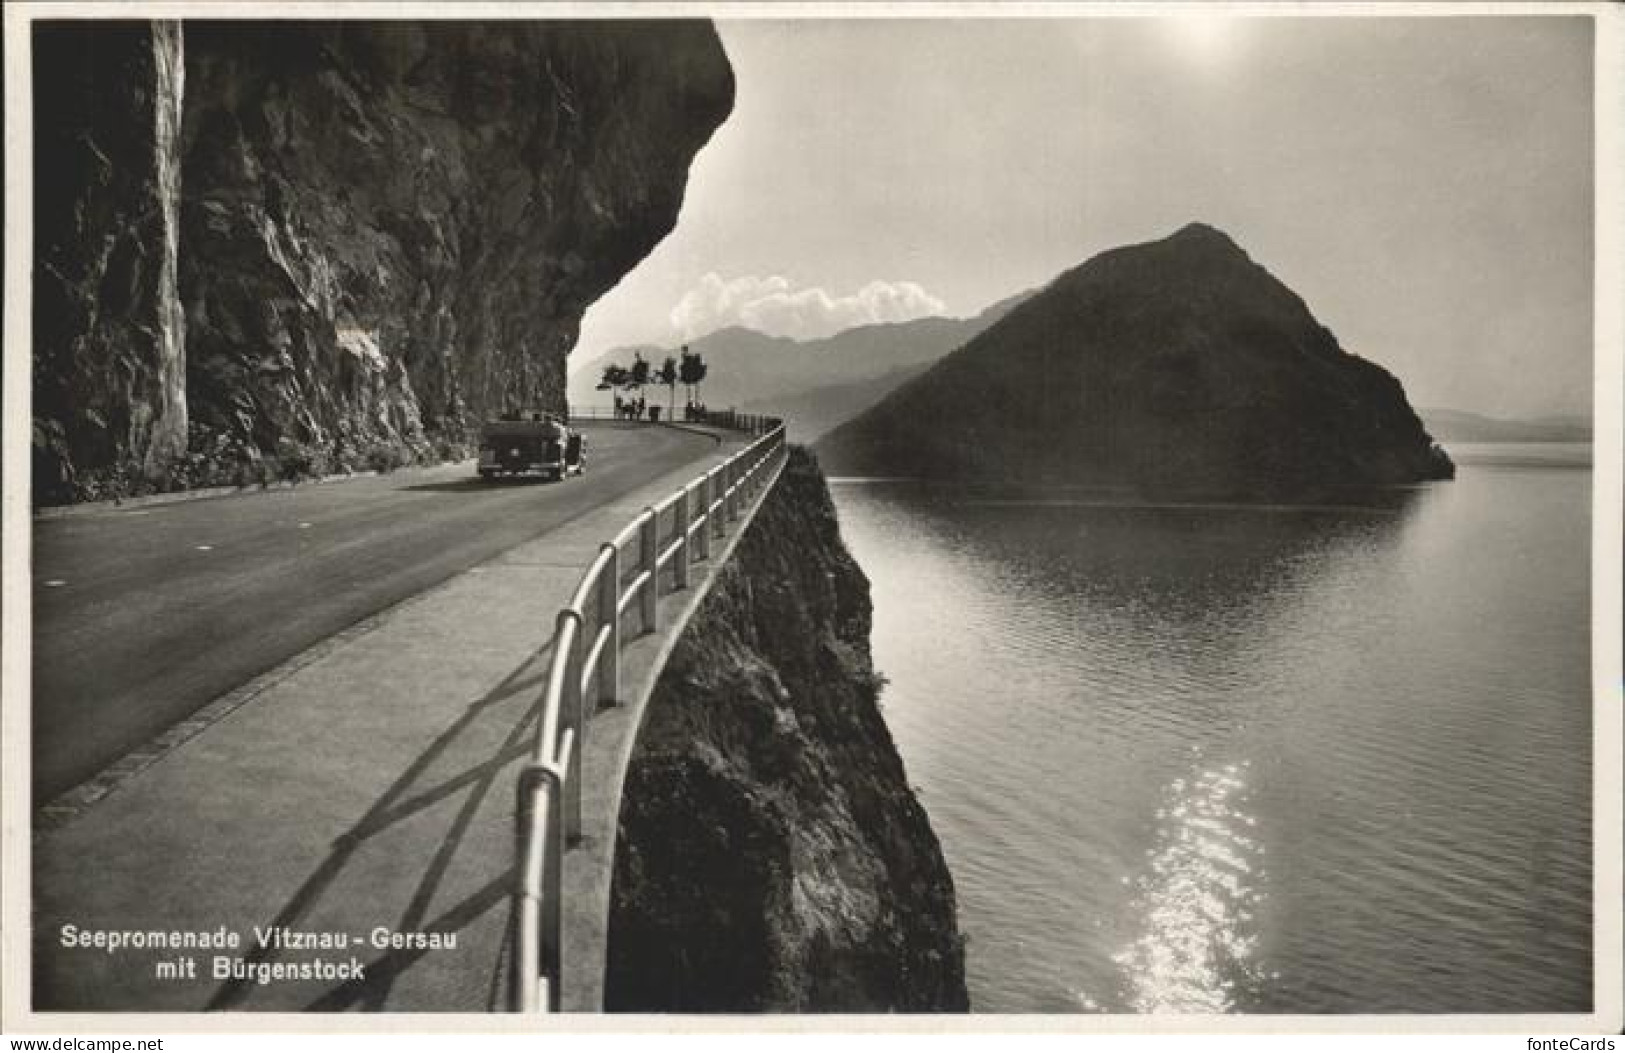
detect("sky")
(573, 14), (1596, 420)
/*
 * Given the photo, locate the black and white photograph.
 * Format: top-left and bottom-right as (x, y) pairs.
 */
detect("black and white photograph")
(2, 0), (1620, 1039)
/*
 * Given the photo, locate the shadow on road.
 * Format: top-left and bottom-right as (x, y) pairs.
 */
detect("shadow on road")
(397, 478), (554, 494)
(205, 636), (557, 1012)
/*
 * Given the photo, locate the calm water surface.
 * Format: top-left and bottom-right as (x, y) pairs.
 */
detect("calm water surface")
(831, 444), (1592, 1013)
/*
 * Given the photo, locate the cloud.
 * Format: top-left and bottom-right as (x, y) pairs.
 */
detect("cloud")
(669, 273), (948, 341)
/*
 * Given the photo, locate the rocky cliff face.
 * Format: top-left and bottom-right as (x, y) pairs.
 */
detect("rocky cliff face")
(818, 223), (1454, 496)
(34, 23), (190, 487)
(33, 20), (734, 502)
(605, 448), (969, 1013)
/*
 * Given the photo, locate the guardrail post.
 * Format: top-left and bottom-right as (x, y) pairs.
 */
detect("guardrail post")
(557, 610), (585, 846)
(541, 771), (562, 1010)
(673, 487), (691, 590)
(512, 777), (536, 1013)
(709, 467), (725, 542)
(697, 473), (713, 561)
(514, 764), (563, 1013)
(597, 544), (619, 706)
(639, 508), (658, 632)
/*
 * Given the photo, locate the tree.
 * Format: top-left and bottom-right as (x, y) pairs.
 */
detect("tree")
(678, 346), (709, 406)
(597, 364), (630, 392)
(627, 352), (651, 394)
(657, 355), (679, 419)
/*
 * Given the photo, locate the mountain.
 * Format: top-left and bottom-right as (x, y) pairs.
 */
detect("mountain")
(570, 290), (1031, 440)
(1419, 408), (1592, 443)
(817, 223), (1454, 495)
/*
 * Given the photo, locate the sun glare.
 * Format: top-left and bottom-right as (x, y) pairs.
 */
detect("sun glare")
(1163, 15), (1245, 72)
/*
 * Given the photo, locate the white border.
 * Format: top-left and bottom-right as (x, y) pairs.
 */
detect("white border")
(3, 0), (1620, 1038)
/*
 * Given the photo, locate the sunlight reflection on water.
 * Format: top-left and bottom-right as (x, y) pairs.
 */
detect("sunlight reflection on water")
(1112, 761), (1266, 1013)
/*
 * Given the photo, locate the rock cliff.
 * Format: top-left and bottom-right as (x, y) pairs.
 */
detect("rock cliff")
(605, 448), (969, 1012)
(818, 223), (1454, 496)
(33, 20), (734, 503)
(34, 23), (190, 489)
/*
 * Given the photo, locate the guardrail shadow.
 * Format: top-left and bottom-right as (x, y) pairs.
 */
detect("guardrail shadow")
(399, 478), (556, 494)
(204, 635), (559, 1012)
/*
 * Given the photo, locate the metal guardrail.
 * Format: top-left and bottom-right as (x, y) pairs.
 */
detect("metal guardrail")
(568, 405), (778, 434)
(511, 411), (787, 1013)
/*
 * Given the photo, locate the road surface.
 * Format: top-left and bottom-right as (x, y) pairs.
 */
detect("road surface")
(31, 423), (720, 804)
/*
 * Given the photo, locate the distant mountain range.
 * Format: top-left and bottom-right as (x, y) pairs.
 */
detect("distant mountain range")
(572, 274), (1587, 458)
(1416, 408), (1592, 443)
(570, 291), (1032, 440)
(817, 223), (1454, 495)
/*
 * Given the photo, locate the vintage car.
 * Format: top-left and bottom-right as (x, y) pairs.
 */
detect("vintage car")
(476, 414), (586, 481)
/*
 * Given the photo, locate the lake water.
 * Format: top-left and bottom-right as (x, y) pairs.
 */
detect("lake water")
(830, 443), (1593, 1014)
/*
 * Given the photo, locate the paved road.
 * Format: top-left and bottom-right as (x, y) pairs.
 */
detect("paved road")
(31, 423), (719, 804)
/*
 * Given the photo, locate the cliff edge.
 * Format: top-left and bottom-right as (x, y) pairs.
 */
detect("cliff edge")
(605, 448), (969, 1012)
